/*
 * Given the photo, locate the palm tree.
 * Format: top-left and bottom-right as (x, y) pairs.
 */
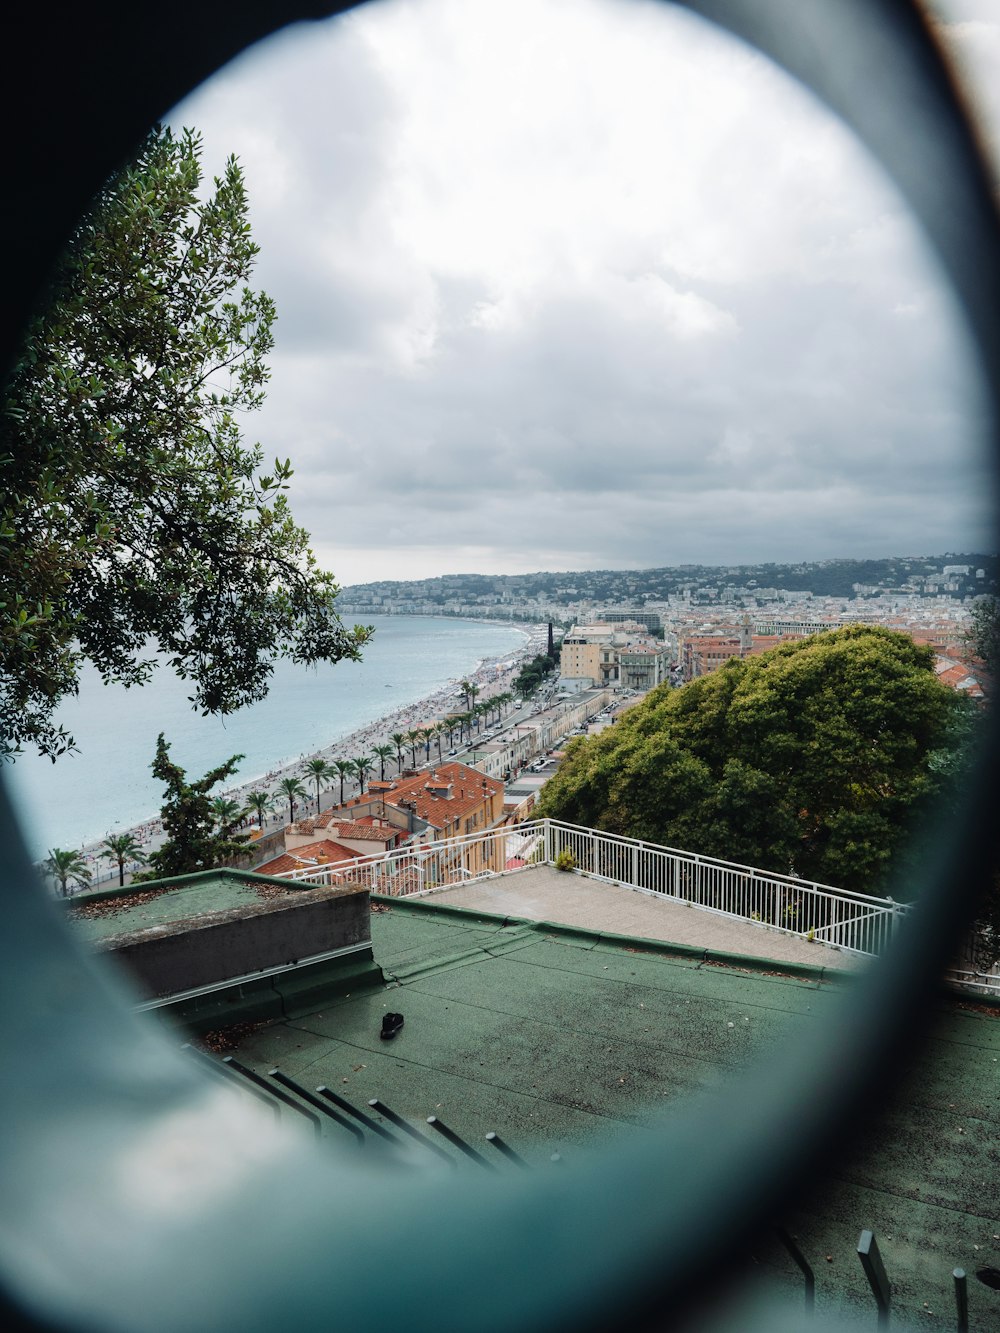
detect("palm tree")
(433, 722), (448, 761)
(390, 732), (407, 771)
(246, 790), (272, 829)
(210, 796), (243, 831)
(276, 776), (306, 826)
(333, 758), (354, 807)
(352, 754), (375, 795)
(45, 847), (92, 897)
(406, 728), (423, 768)
(459, 679), (475, 711)
(373, 744), (395, 782)
(102, 832), (144, 887)
(303, 757), (333, 809)
(420, 726), (435, 761)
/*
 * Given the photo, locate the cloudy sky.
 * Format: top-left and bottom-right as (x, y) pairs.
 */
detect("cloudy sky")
(169, 0), (999, 586)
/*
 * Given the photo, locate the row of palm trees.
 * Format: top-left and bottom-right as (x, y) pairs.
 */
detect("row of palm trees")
(239, 690), (519, 832)
(45, 829), (147, 895)
(45, 690), (521, 894)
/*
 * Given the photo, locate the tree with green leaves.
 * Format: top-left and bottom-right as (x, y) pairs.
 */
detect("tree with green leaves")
(102, 832), (144, 887)
(45, 847), (92, 896)
(209, 796), (244, 832)
(390, 733), (406, 772)
(276, 776), (305, 827)
(303, 757), (332, 809)
(0, 123), (371, 760)
(514, 653), (556, 699)
(406, 729), (422, 768)
(245, 790), (272, 829)
(433, 722), (448, 761)
(352, 754), (375, 795)
(538, 626), (971, 897)
(138, 735), (249, 880)
(333, 758), (354, 807)
(964, 594), (999, 681)
(373, 744), (395, 783)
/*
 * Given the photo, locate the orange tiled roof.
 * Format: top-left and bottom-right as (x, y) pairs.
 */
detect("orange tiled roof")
(257, 838), (360, 877)
(936, 662), (986, 695)
(291, 813), (399, 841)
(327, 820), (400, 841)
(340, 762), (503, 830)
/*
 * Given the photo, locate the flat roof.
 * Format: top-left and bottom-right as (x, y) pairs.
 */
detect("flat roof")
(67, 869), (312, 942)
(222, 898), (1000, 1329)
(426, 867), (862, 972)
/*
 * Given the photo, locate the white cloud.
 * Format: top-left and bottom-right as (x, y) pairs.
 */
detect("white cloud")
(171, 0), (996, 585)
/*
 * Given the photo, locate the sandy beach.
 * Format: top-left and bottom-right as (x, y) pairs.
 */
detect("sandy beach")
(75, 620), (545, 882)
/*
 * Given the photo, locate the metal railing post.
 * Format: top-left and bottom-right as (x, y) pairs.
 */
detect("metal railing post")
(268, 1069), (364, 1145)
(485, 1131), (528, 1169)
(426, 1117), (496, 1170)
(222, 1057), (322, 1141)
(857, 1229), (891, 1328)
(775, 1227), (814, 1314)
(953, 1268), (968, 1333)
(368, 1099), (455, 1166)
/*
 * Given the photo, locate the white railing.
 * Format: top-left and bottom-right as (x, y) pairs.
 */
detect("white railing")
(275, 817), (911, 957)
(940, 966), (1000, 997)
(539, 820), (911, 957)
(276, 823), (542, 898)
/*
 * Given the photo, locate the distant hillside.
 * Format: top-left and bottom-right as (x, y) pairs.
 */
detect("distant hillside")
(340, 553), (998, 608)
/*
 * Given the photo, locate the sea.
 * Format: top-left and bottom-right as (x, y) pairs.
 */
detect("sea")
(5, 615), (528, 862)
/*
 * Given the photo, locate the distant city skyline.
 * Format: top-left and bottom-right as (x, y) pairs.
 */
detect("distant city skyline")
(334, 552), (997, 612)
(336, 549), (997, 588)
(172, 0), (1000, 585)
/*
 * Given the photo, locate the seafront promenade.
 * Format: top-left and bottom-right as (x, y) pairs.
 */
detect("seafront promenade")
(69, 622), (545, 886)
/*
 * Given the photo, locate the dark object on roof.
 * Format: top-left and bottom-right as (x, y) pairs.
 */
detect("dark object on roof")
(380, 1012), (405, 1040)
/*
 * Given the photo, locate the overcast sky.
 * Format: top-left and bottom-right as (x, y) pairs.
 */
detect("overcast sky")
(169, 0), (999, 586)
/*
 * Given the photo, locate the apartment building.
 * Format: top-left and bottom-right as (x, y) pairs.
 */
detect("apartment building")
(560, 621), (668, 689)
(679, 623), (802, 681)
(336, 762), (507, 876)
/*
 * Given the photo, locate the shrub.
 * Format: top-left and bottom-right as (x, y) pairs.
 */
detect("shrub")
(554, 847), (576, 872)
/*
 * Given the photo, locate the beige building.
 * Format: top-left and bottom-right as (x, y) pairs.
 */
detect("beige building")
(617, 644), (672, 690)
(560, 622), (670, 690)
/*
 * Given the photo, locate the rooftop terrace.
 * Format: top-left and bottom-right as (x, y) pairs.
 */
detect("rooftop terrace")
(59, 821), (999, 1329)
(426, 864), (863, 972)
(219, 896), (1000, 1330)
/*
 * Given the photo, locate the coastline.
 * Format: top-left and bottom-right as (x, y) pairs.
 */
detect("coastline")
(71, 621), (543, 879)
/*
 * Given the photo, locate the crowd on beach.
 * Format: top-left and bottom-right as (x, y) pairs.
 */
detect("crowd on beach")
(64, 624), (546, 886)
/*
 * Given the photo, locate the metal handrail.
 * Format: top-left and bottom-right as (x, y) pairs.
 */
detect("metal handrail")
(276, 818), (908, 957)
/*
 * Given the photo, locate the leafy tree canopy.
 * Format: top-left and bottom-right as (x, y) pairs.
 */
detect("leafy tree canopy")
(45, 847), (92, 897)
(538, 626), (974, 896)
(515, 651), (558, 698)
(1, 124), (371, 760)
(138, 734), (248, 879)
(965, 594), (1000, 680)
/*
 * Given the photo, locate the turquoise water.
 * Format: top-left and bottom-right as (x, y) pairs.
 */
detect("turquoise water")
(6, 616), (527, 860)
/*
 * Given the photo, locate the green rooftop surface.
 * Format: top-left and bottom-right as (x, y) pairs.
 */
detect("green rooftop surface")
(219, 898), (1000, 1331)
(70, 871), (286, 942)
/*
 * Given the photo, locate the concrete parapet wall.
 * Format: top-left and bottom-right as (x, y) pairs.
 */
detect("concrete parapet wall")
(98, 882), (371, 1000)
